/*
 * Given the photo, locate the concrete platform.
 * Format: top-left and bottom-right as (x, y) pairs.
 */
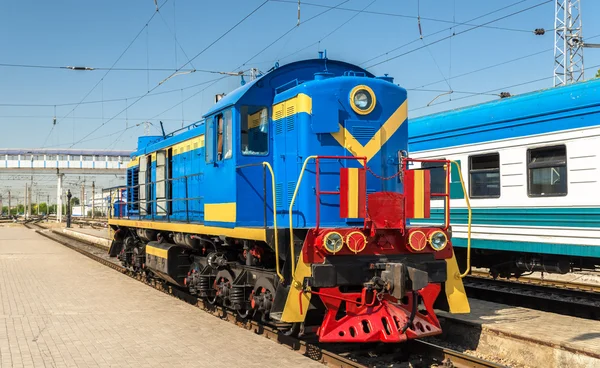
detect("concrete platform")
(437, 299), (600, 368)
(0, 227), (323, 368)
(53, 227), (112, 249)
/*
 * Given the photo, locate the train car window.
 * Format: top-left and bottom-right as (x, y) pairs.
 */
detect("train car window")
(206, 117), (215, 164)
(469, 153), (500, 198)
(241, 106), (269, 155)
(214, 110), (233, 161)
(7, 155), (18, 160)
(527, 145), (567, 197)
(224, 109), (232, 159)
(217, 114), (224, 160)
(422, 161), (446, 199)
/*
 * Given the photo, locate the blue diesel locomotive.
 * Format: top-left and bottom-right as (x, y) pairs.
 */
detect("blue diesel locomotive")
(108, 56), (470, 344)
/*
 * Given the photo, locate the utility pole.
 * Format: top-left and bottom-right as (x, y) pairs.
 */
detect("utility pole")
(36, 192), (39, 215)
(8, 190), (11, 217)
(81, 182), (85, 218)
(56, 172), (64, 222)
(24, 183), (28, 218)
(91, 181), (95, 219)
(47, 194), (50, 216)
(28, 184), (32, 218)
(66, 189), (72, 228)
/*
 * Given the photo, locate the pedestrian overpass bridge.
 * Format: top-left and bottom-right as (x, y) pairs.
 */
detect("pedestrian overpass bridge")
(0, 149), (133, 174)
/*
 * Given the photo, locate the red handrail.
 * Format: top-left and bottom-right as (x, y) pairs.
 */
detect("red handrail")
(315, 155), (367, 231)
(402, 158), (451, 231)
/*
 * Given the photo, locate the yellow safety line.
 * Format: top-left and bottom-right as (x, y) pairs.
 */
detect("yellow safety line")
(450, 160), (472, 278)
(262, 162), (284, 283)
(289, 155), (318, 287)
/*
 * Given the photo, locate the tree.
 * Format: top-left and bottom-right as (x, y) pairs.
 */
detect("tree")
(596, 69), (600, 78)
(71, 197), (80, 206)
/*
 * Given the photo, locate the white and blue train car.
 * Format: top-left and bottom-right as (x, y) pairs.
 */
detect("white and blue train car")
(409, 78), (600, 278)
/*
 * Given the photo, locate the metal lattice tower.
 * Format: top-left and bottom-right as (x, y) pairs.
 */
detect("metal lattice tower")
(554, 0), (584, 86)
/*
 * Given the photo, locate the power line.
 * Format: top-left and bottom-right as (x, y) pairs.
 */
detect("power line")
(410, 62), (600, 113)
(55, 0), (171, 127)
(162, 1), (269, 82)
(361, 0), (534, 67)
(235, 0), (351, 71)
(0, 77), (249, 108)
(411, 48), (552, 89)
(0, 63), (196, 72)
(408, 33), (600, 91)
(366, 0), (552, 69)
(276, 0), (376, 62)
(270, 0), (536, 33)
(68, 1), (269, 149)
(0, 115), (193, 122)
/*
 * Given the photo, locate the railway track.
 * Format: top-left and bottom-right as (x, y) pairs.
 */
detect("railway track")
(465, 271), (600, 320)
(25, 223), (502, 368)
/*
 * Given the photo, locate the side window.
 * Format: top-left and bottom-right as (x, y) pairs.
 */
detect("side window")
(527, 145), (567, 197)
(224, 109), (232, 159)
(469, 153), (500, 198)
(206, 118), (215, 164)
(241, 106), (269, 155)
(213, 109), (232, 162)
(422, 160), (446, 199)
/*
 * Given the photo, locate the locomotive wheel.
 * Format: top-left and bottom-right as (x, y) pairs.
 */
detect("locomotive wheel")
(237, 309), (250, 318)
(279, 322), (301, 337)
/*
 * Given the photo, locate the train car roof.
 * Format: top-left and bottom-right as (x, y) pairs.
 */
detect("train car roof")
(409, 77), (600, 151)
(202, 58), (375, 117)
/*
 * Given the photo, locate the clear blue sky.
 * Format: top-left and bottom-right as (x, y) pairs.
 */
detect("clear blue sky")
(1, 0), (599, 151)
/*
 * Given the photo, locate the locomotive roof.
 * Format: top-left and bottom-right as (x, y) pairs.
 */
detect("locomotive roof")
(132, 58), (378, 157)
(409, 77), (600, 151)
(203, 58), (374, 117)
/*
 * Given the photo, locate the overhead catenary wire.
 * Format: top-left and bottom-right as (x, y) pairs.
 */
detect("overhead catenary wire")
(361, 0), (533, 67)
(366, 0), (553, 69)
(0, 76), (251, 108)
(408, 33), (600, 91)
(270, 0), (536, 33)
(0, 62), (198, 72)
(55, 0), (171, 127)
(69, 1), (270, 149)
(161, 1), (270, 83)
(275, 0), (376, 63)
(410, 62), (600, 113)
(234, 0), (351, 71)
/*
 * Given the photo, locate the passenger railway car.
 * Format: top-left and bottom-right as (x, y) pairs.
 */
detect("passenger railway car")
(108, 55), (470, 344)
(409, 78), (600, 278)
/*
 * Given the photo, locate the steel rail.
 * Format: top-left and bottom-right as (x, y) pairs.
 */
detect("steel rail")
(470, 269), (600, 293)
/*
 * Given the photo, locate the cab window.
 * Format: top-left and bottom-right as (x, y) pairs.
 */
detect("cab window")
(422, 160), (446, 199)
(241, 106), (268, 155)
(207, 109), (232, 163)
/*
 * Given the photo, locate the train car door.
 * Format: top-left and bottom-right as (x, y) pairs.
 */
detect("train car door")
(273, 100), (299, 226)
(155, 150), (167, 216)
(139, 155), (147, 216)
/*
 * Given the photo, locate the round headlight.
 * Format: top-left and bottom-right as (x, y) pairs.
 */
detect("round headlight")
(323, 232), (344, 254)
(408, 230), (427, 252)
(429, 231), (448, 251)
(353, 90), (372, 110)
(350, 85), (376, 115)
